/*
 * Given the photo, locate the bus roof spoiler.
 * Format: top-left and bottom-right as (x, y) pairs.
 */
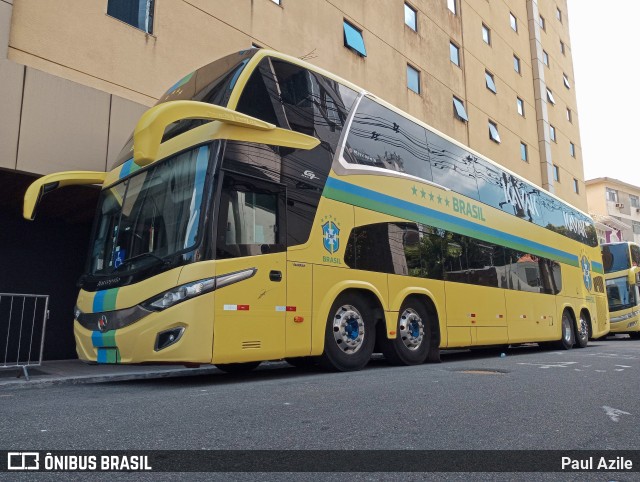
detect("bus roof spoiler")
(134, 101), (320, 166)
(23, 171), (107, 221)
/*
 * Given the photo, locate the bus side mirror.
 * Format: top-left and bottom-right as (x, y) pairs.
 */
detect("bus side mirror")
(628, 267), (640, 286)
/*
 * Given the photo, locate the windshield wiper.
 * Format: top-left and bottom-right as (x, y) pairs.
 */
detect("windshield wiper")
(114, 252), (171, 272)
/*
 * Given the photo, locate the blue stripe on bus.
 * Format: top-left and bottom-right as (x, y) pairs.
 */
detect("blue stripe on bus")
(97, 347), (107, 363)
(91, 331), (102, 348)
(93, 290), (106, 312)
(324, 177), (580, 266)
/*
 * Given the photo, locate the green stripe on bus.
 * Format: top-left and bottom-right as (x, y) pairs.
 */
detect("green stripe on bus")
(323, 184), (580, 268)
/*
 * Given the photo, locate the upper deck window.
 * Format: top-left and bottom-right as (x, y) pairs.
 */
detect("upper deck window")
(107, 0), (155, 34)
(603, 243), (632, 273)
(343, 20), (367, 57)
(343, 96), (598, 247)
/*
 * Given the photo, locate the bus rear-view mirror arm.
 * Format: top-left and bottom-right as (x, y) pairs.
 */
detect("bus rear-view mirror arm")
(133, 101), (320, 166)
(23, 171), (107, 221)
(628, 267), (640, 286)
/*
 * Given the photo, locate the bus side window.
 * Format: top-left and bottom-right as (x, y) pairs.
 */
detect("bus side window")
(215, 172), (286, 259)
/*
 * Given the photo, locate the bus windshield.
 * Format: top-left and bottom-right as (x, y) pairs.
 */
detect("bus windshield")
(87, 145), (212, 277)
(602, 243), (631, 273)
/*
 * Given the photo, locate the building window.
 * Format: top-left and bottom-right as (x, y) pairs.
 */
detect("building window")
(513, 55), (521, 73)
(563, 73), (571, 89)
(485, 71), (497, 93)
(482, 24), (491, 45)
(405, 3), (417, 31)
(560, 40), (565, 55)
(271, 0), (281, 4)
(546, 88), (556, 105)
(343, 20), (367, 57)
(453, 96), (468, 122)
(539, 15), (546, 30)
(510, 13), (518, 32)
(633, 221), (640, 234)
(107, 0), (155, 34)
(549, 124), (556, 142)
(569, 142), (576, 157)
(520, 142), (528, 162)
(407, 64), (420, 94)
(251, 43), (262, 49)
(573, 178), (579, 193)
(450, 42), (461, 66)
(556, 7), (562, 23)
(553, 164), (560, 181)
(566, 108), (572, 122)
(447, 0), (457, 15)
(630, 195), (640, 208)
(517, 97), (524, 116)
(606, 188), (619, 202)
(542, 50), (549, 67)
(488, 120), (501, 143)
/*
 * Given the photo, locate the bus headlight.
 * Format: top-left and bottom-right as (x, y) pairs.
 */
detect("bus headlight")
(142, 278), (216, 311)
(140, 268), (256, 312)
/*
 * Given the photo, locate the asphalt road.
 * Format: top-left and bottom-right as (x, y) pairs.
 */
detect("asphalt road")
(1, 336), (639, 480)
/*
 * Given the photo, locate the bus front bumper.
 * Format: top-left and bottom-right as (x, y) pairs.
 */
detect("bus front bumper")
(74, 292), (215, 364)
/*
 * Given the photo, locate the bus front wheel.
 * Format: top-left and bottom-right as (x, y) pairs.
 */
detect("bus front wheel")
(319, 294), (375, 372)
(381, 299), (431, 366)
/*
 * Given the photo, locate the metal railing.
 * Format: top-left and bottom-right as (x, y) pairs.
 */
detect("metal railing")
(0, 293), (49, 381)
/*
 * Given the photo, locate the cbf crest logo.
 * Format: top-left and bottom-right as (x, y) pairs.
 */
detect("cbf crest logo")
(321, 215), (341, 254)
(581, 255), (592, 291)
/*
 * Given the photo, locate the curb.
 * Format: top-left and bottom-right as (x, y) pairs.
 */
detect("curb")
(0, 366), (221, 390)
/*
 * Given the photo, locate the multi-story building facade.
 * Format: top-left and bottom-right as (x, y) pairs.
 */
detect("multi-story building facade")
(0, 0), (586, 358)
(586, 177), (638, 244)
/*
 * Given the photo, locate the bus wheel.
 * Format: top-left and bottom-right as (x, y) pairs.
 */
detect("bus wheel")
(576, 313), (589, 348)
(558, 311), (575, 350)
(629, 332), (640, 340)
(382, 300), (430, 366)
(319, 294), (375, 372)
(215, 361), (261, 374)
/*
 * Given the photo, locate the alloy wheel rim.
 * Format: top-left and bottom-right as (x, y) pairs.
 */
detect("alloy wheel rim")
(332, 304), (365, 354)
(399, 308), (424, 351)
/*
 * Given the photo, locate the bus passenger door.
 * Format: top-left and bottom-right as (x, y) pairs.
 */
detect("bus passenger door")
(285, 261), (313, 357)
(212, 171), (287, 364)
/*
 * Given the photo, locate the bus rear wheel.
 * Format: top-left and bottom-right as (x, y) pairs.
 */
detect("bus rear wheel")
(557, 311), (575, 350)
(382, 300), (430, 366)
(576, 313), (589, 348)
(319, 294), (375, 372)
(215, 361), (261, 374)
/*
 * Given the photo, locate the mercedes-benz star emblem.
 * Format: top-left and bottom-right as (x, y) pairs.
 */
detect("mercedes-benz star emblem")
(98, 315), (109, 333)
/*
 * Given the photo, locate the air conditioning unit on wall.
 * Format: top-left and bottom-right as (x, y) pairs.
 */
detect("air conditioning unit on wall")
(616, 203), (624, 208)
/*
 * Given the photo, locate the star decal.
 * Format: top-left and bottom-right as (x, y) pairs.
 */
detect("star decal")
(411, 186), (418, 196)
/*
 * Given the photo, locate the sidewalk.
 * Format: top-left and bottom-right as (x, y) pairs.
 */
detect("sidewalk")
(0, 359), (221, 390)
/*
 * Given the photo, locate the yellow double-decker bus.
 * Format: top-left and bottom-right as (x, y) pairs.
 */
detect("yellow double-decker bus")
(602, 242), (640, 338)
(24, 49), (609, 372)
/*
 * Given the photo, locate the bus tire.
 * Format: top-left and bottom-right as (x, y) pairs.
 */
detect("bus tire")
(629, 332), (640, 340)
(319, 293), (375, 372)
(215, 361), (261, 374)
(576, 313), (589, 348)
(558, 311), (575, 350)
(381, 299), (430, 366)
